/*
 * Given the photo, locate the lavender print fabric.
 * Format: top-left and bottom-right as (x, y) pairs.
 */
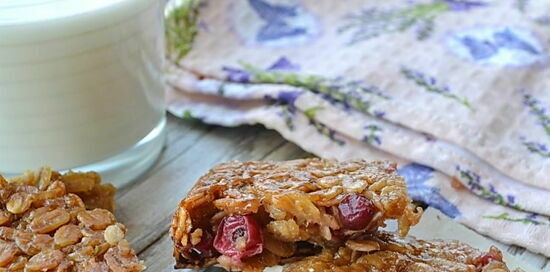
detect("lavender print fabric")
(166, 0), (550, 257)
(446, 26), (545, 66)
(229, 0), (320, 47)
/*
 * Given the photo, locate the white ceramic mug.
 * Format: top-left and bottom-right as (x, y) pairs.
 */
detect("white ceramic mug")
(0, 0), (167, 187)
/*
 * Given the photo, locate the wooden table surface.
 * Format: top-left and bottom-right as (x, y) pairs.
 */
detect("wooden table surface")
(118, 114), (549, 271)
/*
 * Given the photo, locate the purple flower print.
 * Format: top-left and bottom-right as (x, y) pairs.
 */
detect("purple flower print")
(265, 91), (301, 131)
(276, 90), (302, 106)
(398, 163), (461, 218)
(460, 37), (497, 60)
(223, 57), (299, 83)
(493, 29), (540, 55)
(401, 67), (471, 109)
(373, 110), (386, 119)
(421, 132), (437, 142)
(450, 27), (543, 66)
(248, 0), (307, 42)
(456, 165), (522, 210)
(339, 1), (486, 43)
(484, 212), (549, 226)
(222, 67), (251, 83)
(520, 89), (549, 134)
(534, 15), (550, 26)
(520, 137), (549, 158)
(225, 58), (390, 120)
(443, 0), (486, 11)
(519, 89), (550, 158)
(362, 125), (382, 145)
(267, 57), (300, 71)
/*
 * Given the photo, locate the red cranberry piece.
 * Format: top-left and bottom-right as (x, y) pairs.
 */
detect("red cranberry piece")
(337, 193), (376, 230)
(213, 215), (263, 261)
(186, 230), (215, 259)
(478, 248), (503, 266)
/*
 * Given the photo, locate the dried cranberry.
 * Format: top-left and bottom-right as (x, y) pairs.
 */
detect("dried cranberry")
(213, 215), (263, 261)
(187, 230), (215, 259)
(477, 249), (503, 266)
(337, 193), (376, 230)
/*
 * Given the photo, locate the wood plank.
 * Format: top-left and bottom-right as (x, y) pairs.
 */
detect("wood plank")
(262, 141), (311, 161)
(506, 245), (550, 271)
(136, 119), (213, 181)
(138, 233), (174, 272)
(140, 232), (230, 272)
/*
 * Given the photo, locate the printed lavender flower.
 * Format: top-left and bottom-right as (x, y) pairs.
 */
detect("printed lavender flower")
(414, 18), (434, 40)
(302, 106), (346, 145)
(373, 110), (386, 119)
(456, 165), (522, 210)
(507, 195), (516, 205)
(198, 21), (208, 31)
(223, 56), (299, 83)
(339, 1), (486, 43)
(313, 123), (346, 146)
(339, 5), (439, 43)
(519, 89), (549, 157)
(401, 67), (472, 109)
(398, 163), (461, 218)
(303, 106), (346, 145)
(362, 124), (382, 145)
(443, 0), (486, 11)
(534, 15), (550, 26)
(222, 67), (251, 83)
(265, 90), (345, 145)
(520, 137), (550, 158)
(276, 90), (303, 105)
(279, 105), (296, 130)
(520, 89), (550, 135)
(248, 0), (307, 42)
(484, 212), (549, 226)
(346, 80), (391, 100)
(421, 132), (437, 142)
(459, 37), (497, 60)
(266, 57), (300, 71)
(223, 57), (389, 141)
(265, 91), (303, 131)
(230, 57), (390, 118)
(493, 29), (540, 55)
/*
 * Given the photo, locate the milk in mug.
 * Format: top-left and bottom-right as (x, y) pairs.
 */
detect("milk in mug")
(0, 0), (167, 186)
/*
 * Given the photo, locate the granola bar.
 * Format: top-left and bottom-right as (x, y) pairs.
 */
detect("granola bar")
(283, 231), (519, 272)
(0, 167), (144, 271)
(170, 159), (422, 271)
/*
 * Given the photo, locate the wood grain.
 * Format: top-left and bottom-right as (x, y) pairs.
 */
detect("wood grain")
(116, 115), (548, 271)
